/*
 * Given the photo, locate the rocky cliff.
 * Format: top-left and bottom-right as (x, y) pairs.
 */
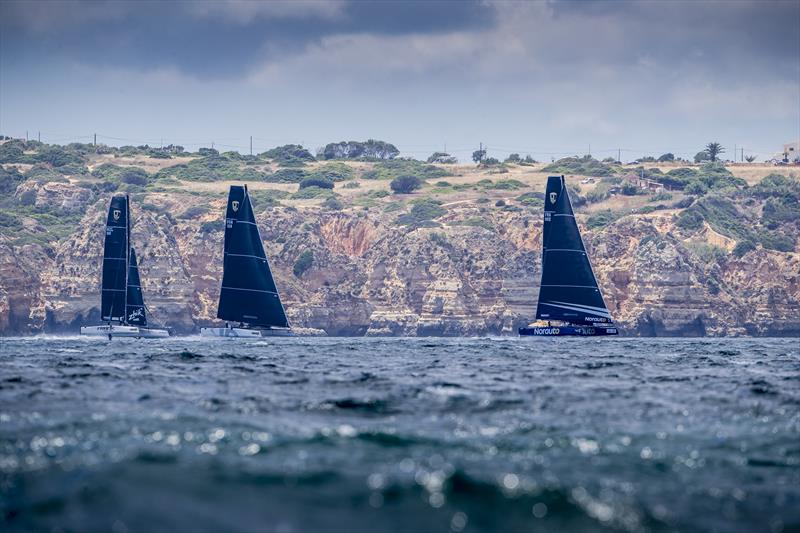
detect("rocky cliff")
(1, 144), (798, 336)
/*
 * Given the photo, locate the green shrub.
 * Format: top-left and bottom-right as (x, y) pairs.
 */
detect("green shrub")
(267, 168), (307, 183)
(586, 209), (623, 229)
(428, 232), (449, 246)
(484, 179), (525, 190)
(649, 191), (673, 202)
(249, 189), (287, 209)
(676, 209), (704, 231)
(390, 175), (423, 194)
(322, 196), (343, 210)
(762, 197), (800, 227)
(299, 177), (334, 190)
(0, 210), (20, 227)
(200, 220), (220, 233)
(291, 186), (335, 199)
(686, 242), (727, 264)
(495, 199), (506, 207)
(342, 181), (360, 189)
(306, 162), (354, 182)
(293, 250), (314, 277)
(364, 159), (450, 181)
(19, 189), (36, 206)
(732, 240), (756, 257)
(179, 205), (209, 219)
(156, 153), (268, 182)
(759, 232), (795, 252)
(516, 192), (544, 206)
(458, 217), (494, 231)
(542, 156), (615, 177)
(261, 144), (315, 166)
(685, 181), (709, 196)
(396, 198), (446, 226)
(620, 181), (640, 195)
(0, 166), (25, 194)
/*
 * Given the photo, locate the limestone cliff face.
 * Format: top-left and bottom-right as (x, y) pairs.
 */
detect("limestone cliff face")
(1, 192), (799, 336)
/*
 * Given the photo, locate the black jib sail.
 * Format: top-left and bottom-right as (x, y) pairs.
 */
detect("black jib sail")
(101, 194), (129, 322)
(216, 185), (289, 328)
(125, 248), (147, 326)
(535, 176), (614, 325)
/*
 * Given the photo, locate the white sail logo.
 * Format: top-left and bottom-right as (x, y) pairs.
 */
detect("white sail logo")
(231, 201), (240, 212)
(549, 192), (557, 204)
(128, 308), (143, 321)
(113, 209), (121, 221)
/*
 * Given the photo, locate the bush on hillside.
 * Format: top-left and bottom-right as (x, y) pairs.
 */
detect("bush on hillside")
(306, 162), (354, 182)
(390, 175), (423, 194)
(293, 250), (314, 277)
(155, 153), (267, 182)
(586, 209), (623, 229)
(542, 156), (615, 177)
(0, 166), (25, 195)
(658, 153), (675, 162)
(362, 159), (450, 181)
(396, 198), (447, 226)
(322, 196), (343, 210)
(299, 177), (334, 190)
(261, 144), (315, 166)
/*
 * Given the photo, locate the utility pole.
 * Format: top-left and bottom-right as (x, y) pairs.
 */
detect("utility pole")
(618, 148), (621, 164)
(250, 136), (253, 156)
(588, 143), (591, 158)
(211, 141), (215, 150)
(93, 133), (97, 146)
(25, 131), (28, 141)
(37, 131), (40, 142)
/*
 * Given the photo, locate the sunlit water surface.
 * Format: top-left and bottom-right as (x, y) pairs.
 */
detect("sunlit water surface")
(0, 336), (798, 532)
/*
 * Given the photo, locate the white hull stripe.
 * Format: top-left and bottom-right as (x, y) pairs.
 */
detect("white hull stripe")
(543, 302), (611, 318)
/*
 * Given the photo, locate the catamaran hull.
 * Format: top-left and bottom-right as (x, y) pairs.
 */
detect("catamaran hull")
(199, 327), (294, 338)
(80, 325), (170, 339)
(519, 326), (618, 337)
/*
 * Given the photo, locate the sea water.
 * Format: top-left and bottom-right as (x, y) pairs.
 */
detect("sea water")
(0, 336), (797, 532)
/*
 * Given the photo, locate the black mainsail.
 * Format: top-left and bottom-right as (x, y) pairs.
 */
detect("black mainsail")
(535, 176), (613, 325)
(101, 194), (129, 322)
(216, 185), (289, 329)
(125, 248), (147, 326)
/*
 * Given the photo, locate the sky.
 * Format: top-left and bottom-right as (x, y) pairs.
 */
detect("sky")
(1, 0), (798, 162)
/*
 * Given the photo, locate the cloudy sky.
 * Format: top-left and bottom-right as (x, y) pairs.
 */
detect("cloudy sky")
(1, 0), (798, 161)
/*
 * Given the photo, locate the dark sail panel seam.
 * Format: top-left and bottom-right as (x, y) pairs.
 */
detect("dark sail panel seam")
(222, 286), (279, 295)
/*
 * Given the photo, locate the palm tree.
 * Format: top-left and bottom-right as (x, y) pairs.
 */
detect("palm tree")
(705, 142), (724, 162)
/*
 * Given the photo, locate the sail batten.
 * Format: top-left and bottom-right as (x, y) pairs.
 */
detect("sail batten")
(535, 176), (613, 325)
(216, 185), (290, 329)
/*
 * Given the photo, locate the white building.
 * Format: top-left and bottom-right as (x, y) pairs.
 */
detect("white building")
(780, 141), (800, 163)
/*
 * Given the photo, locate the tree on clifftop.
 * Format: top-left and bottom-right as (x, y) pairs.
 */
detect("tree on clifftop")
(472, 149), (486, 164)
(705, 142), (724, 162)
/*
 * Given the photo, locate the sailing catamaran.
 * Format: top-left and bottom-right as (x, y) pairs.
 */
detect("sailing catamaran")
(519, 175), (618, 336)
(200, 185), (292, 338)
(80, 194), (169, 339)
